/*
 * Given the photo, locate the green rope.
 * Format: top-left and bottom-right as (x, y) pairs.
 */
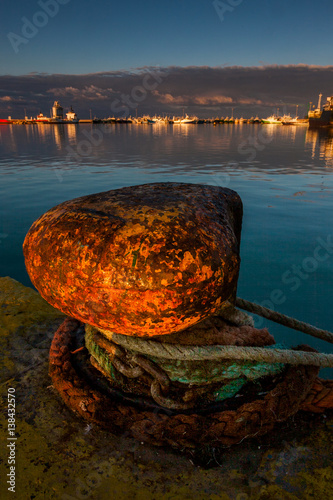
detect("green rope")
(86, 324), (285, 384)
(85, 324), (286, 403)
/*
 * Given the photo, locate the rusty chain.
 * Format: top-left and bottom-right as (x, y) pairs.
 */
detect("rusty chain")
(91, 332), (195, 410)
(112, 349), (195, 410)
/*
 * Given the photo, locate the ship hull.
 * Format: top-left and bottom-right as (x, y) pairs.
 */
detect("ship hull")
(309, 110), (333, 128)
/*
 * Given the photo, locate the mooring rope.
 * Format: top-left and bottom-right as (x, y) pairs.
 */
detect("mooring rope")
(50, 318), (329, 449)
(235, 297), (333, 344)
(109, 334), (333, 367)
(107, 297), (333, 369)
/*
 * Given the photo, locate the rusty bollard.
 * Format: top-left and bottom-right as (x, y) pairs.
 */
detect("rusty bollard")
(23, 182), (242, 337)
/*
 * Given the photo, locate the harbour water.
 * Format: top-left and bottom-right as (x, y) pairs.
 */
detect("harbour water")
(1, 123), (332, 376)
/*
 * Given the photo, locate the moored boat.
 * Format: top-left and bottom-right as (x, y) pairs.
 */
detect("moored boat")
(281, 117), (308, 125)
(36, 113), (50, 123)
(261, 115), (282, 124)
(66, 106), (79, 123)
(173, 114), (197, 124)
(308, 94), (333, 128)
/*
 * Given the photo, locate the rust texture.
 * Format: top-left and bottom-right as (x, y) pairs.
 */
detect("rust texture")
(24, 183), (242, 337)
(49, 318), (322, 449)
(300, 378), (333, 413)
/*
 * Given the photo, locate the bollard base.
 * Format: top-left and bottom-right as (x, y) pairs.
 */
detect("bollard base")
(49, 317), (320, 449)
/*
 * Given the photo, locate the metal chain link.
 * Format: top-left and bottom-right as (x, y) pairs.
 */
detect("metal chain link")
(104, 340), (196, 410)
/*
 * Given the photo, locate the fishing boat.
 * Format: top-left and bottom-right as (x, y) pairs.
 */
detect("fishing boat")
(261, 115), (282, 124)
(173, 114), (197, 124)
(308, 94), (333, 127)
(152, 116), (169, 124)
(281, 117), (308, 126)
(141, 116), (155, 124)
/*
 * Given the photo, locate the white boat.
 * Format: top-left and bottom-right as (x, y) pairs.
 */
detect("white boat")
(152, 116), (169, 124)
(173, 114), (197, 124)
(281, 117), (308, 125)
(181, 115), (197, 124)
(66, 106), (79, 123)
(262, 115), (282, 124)
(36, 113), (50, 123)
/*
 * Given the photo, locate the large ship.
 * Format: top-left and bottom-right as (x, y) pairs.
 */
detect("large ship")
(308, 94), (333, 127)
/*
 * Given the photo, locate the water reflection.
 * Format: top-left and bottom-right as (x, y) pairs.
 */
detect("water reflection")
(52, 125), (66, 150)
(1, 123), (333, 371)
(66, 124), (78, 144)
(1, 123), (333, 176)
(305, 128), (333, 169)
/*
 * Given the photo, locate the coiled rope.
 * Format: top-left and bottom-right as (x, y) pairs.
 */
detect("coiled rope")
(49, 318), (330, 449)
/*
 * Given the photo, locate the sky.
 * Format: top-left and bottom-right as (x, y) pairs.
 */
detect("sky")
(1, 0), (333, 118)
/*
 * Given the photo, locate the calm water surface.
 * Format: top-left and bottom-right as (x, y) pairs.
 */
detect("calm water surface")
(1, 123), (332, 375)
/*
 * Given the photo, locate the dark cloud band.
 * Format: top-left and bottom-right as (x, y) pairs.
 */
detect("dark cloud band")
(0, 64), (332, 119)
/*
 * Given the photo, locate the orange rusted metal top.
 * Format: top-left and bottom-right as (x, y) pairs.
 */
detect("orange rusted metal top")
(23, 182), (242, 337)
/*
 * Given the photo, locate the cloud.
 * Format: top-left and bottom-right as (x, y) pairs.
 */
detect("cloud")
(47, 85), (114, 100)
(153, 90), (233, 106)
(193, 95), (233, 105)
(0, 64), (332, 118)
(152, 91), (189, 105)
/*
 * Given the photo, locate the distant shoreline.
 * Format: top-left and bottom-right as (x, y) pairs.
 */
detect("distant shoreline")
(0, 117), (309, 125)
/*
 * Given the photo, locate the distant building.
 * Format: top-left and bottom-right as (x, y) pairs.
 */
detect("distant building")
(52, 101), (63, 120)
